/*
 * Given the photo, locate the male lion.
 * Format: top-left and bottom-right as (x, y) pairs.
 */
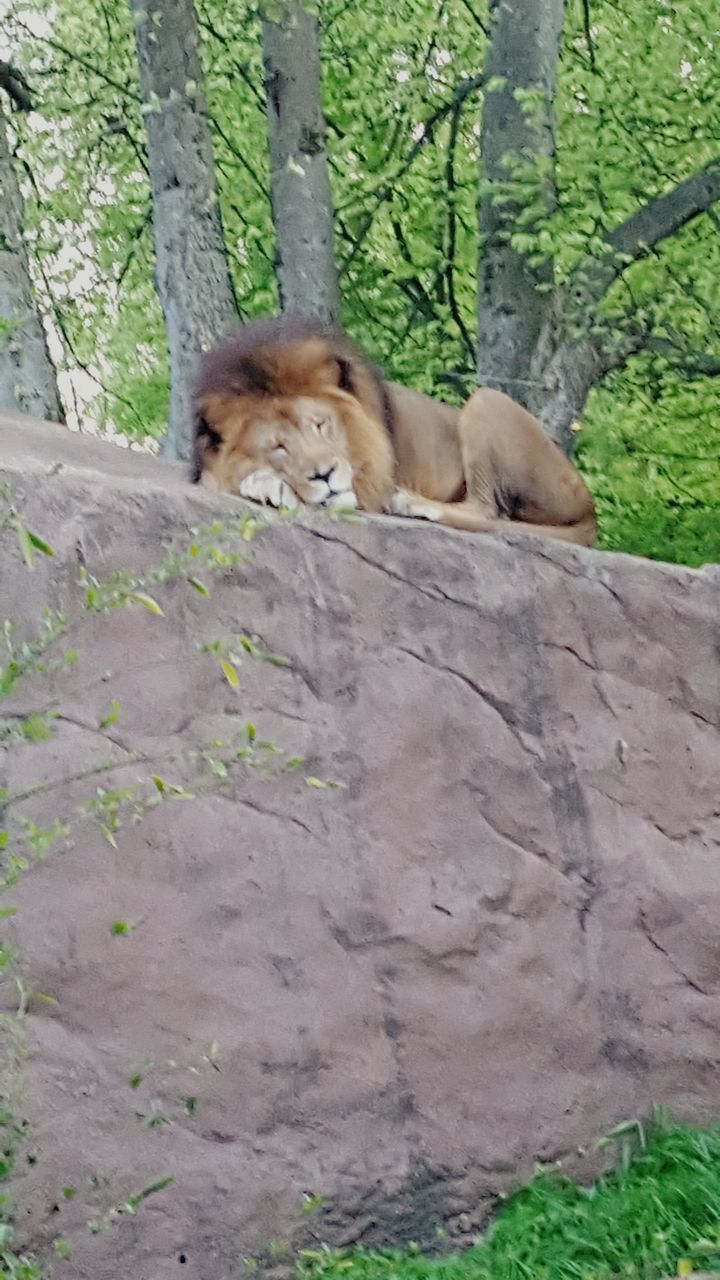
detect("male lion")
(191, 315), (596, 546)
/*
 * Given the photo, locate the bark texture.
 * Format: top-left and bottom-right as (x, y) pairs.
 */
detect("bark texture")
(475, 2), (720, 452)
(262, 3), (339, 323)
(476, 0), (563, 407)
(532, 162), (720, 451)
(129, 0), (238, 460)
(528, 338), (604, 450)
(0, 108), (62, 422)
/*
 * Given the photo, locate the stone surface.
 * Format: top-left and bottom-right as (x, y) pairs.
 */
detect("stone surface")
(0, 409), (719, 1280)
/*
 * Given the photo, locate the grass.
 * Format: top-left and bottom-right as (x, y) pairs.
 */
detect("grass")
(0, 1110), (42, 1280)
(1, 1117), (720, 1278)
(297, 1120), (720, 1280)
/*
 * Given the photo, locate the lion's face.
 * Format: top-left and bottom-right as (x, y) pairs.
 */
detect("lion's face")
(200, 395), (357, 508)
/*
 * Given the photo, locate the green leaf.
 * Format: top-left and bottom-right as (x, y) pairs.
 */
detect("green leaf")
(138, 1173), (175, 1199)
(221, 659), (240, 688)
(130, 591), (165, 616)
(54, 1236), (72, 1259)
(17, 524), (36, 569)
(31, 990), (58, 1005)
(99, 700), (120, 729)
(300, 1192), (325, 1216)
(27, 530), (55, 557)
(20, 712), (55, 742)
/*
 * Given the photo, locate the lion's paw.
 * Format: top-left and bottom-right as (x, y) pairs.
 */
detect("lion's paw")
(238, 468), (300, 510)
(323, 490), (358, 511)
(387, 488), (441, 522)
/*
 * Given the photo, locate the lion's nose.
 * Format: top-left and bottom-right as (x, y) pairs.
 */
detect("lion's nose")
(310, 466), (333, 484)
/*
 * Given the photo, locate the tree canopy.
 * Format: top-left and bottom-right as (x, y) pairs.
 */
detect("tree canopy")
(2, 0), (719, 564)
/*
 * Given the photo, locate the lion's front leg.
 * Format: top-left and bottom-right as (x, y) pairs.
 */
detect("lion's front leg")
(387, 487), (445, 522)
(237, 468), (301, 510)
(387, 487), (498, 533)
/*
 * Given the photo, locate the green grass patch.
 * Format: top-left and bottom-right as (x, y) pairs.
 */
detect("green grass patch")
(0, 1110), (42, 1279)
(298, 1121), (720, 1280)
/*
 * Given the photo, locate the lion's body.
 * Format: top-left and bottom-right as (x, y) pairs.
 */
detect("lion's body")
(386, 382), (464, 501)
(192, 315), (596, 546)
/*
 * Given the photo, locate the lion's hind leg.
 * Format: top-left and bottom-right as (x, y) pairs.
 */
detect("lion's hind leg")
(458, 387), (597, 546)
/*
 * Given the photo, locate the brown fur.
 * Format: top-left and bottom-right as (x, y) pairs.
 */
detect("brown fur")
(191, 316), (395, 513)
(191, 315), (596, 546)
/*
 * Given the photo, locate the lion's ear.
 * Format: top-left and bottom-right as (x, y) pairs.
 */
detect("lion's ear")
(190, 414), (222, 483)
(336, 356), (355, 393)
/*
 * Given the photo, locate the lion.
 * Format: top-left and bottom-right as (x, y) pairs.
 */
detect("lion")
(191, 315), (596, 546)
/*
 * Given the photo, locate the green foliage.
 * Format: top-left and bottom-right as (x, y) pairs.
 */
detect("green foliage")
(0, 1239), (44, 1278)
(0, 487), (55, 573)
(85, 1173), (175, 1236)
(3, 0), (719, 563)
(0, 610), (74, 702)
(0, 713), (57, 748)
(297, 1120), (720, 1280)
(578, 359), (720, 565)
(110, 918), (133, 936)
(200, 631), (291, 689)
(78, 511), (266, 615)
(0, 1112), (43, 1279)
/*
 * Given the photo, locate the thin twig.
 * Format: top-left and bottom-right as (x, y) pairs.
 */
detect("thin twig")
(581, 0), (596, 70)
(443, 98), (475, 361)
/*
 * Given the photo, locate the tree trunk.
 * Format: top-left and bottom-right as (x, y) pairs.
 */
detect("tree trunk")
(476, 1), (720, 452)
(262, 3), (339, 324)
(0, 106), (63, 422)
(129, 0), (238, 460)
(530, 338), (604, 452)
(476, 0), (564, 409)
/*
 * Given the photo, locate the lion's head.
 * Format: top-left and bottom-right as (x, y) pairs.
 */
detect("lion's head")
(197, 393), (359, 509)
(191, 317), (397, 512)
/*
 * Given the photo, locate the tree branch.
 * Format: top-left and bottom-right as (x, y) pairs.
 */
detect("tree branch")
(571, 162), (720, 308)
(338, 73), (482, 277)
(642, 335), (720, 379)
(608, 163), (720, 265)
(116, 207), (153, 289)
(443, 99), (475, 362)
(390, 217), (438, 321)
(6, 20), (135, 102)
(456, 0), (487, 36)
(195, 18), (265, 108)
(0, 61), (33, 112)
(581, 0), (596, 71)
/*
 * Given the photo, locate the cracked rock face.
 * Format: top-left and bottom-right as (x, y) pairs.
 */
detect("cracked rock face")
(1, 410), (720, 1279)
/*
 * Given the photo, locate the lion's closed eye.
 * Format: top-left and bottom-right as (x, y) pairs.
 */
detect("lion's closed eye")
(271, 441), (289, 456)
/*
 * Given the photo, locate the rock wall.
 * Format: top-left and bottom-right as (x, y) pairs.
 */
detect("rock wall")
(1, 409), (719, 1280)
